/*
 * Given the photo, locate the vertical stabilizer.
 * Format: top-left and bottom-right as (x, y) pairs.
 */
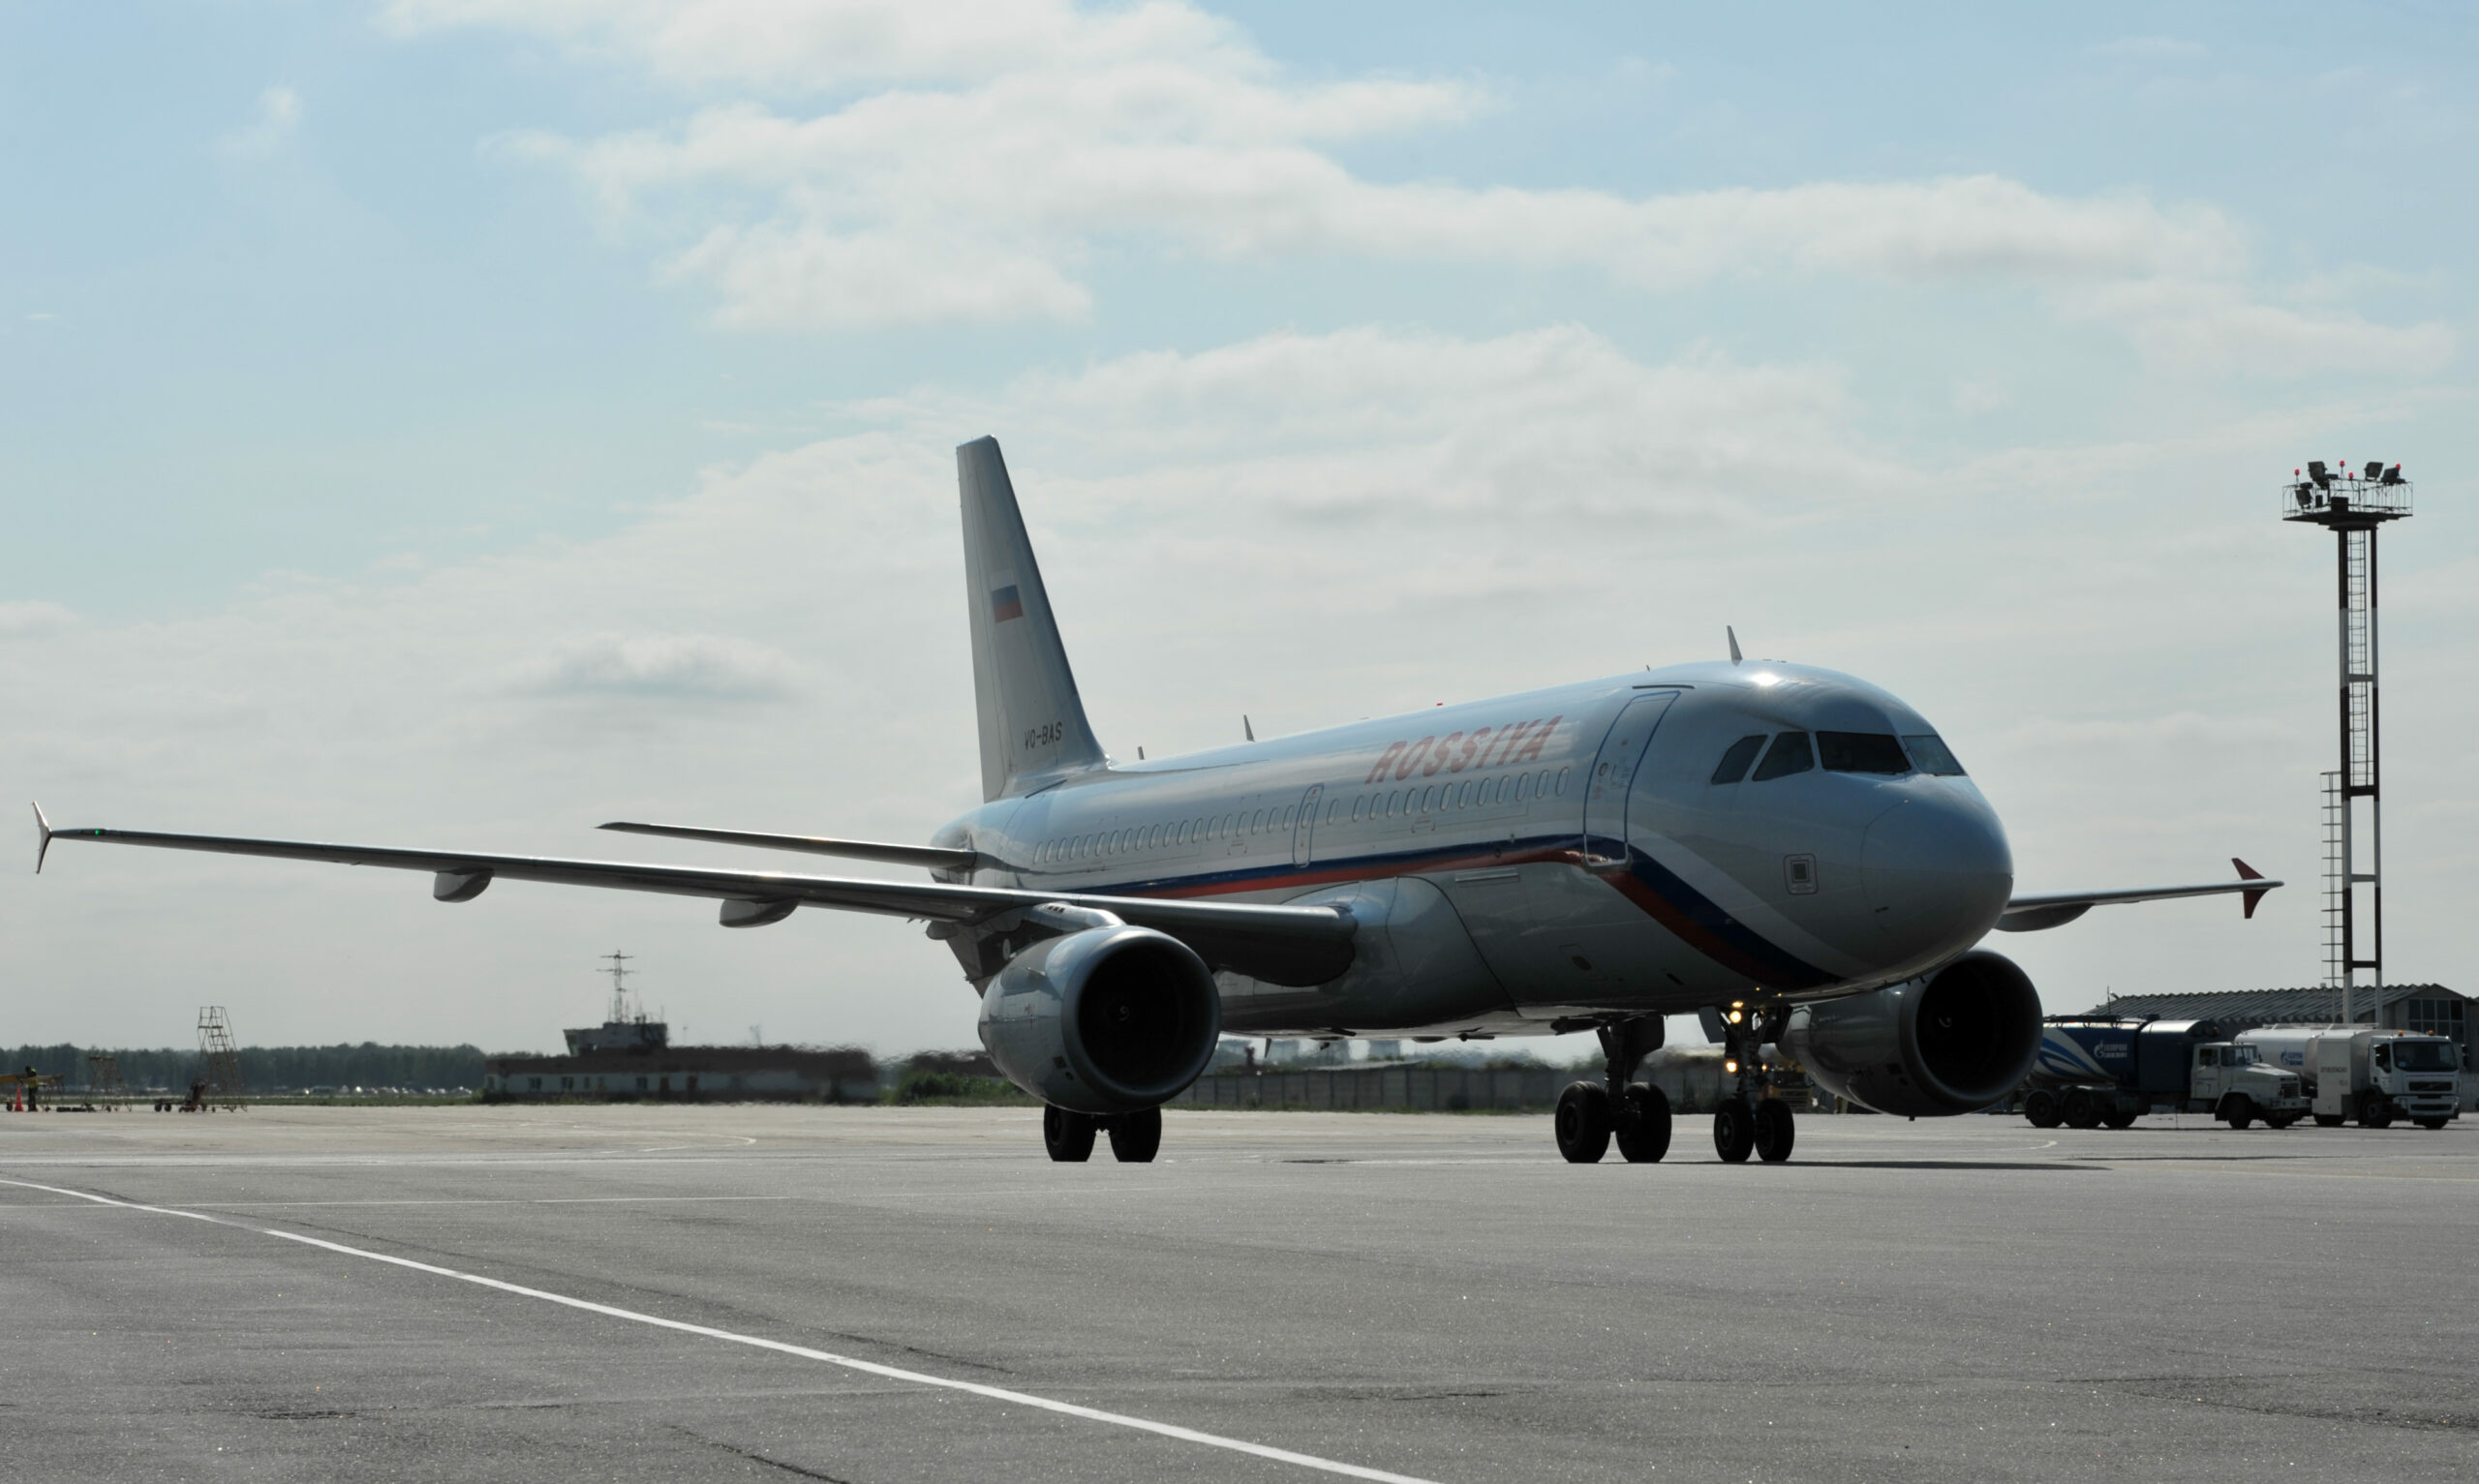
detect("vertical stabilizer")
(959, 438), (1106, 801)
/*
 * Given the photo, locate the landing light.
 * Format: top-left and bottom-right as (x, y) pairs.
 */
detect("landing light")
(1725, 1059), (1740, 1075)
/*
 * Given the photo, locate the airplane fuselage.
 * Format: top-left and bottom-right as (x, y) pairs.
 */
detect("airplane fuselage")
(936, 659), (2014, 1038)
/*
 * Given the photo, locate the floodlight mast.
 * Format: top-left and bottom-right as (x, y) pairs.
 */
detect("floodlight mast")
(2281, 461), (2412, 1028)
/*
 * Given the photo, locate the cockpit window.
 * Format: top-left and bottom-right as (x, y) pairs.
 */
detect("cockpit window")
(1902, 734), (1966, 775)
(1709, 735), (1765, 784)
(1818, 732), (1912, 774)
(1750, 732), (1815, 782)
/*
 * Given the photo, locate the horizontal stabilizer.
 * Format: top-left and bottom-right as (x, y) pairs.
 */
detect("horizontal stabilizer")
(1998, 861), (2282, 933)
(600, 822), (980, 873)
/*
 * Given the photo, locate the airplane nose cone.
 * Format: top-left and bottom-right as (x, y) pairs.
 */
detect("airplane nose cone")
(1860, 787), (2013, 974)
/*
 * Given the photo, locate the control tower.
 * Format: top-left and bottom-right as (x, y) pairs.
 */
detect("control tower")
(2280, 459), (2412, 1026)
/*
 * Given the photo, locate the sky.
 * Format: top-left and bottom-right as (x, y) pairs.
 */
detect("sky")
(3, 1), (2473, 1057)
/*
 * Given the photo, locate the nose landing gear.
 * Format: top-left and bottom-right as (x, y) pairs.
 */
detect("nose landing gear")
(1711, 1007), (1796, 1165)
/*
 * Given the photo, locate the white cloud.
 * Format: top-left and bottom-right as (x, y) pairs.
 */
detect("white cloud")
(2061, 278), (2457, 377)
(512, 632), (803, 698)
(221, 85), (302, 156)
(416, 0), (2345, 342)
(0, 600), (77, 636)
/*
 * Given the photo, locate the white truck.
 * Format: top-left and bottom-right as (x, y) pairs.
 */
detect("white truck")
(2022, 1016), (2308, 1130)
(2233, 1025), (2463, 1130)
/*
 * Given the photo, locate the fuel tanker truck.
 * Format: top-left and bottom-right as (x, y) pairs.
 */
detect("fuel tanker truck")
(2020, 1015), (2307, 1130)
(2232, 1025), (2462, 1130)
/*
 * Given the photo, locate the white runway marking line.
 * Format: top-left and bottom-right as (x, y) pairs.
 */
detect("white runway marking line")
(0, 1177), (1442, 1484)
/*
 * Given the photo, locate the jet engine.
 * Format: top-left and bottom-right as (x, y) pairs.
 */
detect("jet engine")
(977, 924), (1221, 1114)
(1782, 951), (2041, 1117)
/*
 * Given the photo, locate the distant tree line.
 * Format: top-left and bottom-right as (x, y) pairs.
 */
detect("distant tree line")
(2, 1044), (489, 1093)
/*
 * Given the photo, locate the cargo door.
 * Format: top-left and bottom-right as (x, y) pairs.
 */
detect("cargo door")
(1580, 692), (1679, 863)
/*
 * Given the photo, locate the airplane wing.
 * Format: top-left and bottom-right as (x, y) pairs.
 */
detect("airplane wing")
(598, 821), (982, 872)
(31, 810), (1355, 986)
(1996, 859), (2278, 932)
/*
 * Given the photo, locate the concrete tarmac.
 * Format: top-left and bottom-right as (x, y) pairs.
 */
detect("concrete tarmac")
(3, 1105), (2473, 1482)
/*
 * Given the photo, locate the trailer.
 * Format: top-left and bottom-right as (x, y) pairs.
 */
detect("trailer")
(2233, 1025), (2462, 1130)
(2020, 1016), (2307, 1130)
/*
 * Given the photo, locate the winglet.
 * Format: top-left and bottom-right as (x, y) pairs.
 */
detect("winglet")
(2233, 858), (2268, 920)
(1727, 626), (1742, 664)
(32, 803), (52, 875)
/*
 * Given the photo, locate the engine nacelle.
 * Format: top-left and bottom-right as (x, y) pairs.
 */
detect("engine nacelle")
(977, 924), (1221, 1114)
(1783, 951), (2041, 1117)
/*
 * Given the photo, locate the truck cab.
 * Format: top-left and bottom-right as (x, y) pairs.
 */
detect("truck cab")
(2188, 1042), (2306, 1129)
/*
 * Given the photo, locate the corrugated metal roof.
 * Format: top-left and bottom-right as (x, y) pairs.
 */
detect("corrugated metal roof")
(2081, 984), (2463, 1020)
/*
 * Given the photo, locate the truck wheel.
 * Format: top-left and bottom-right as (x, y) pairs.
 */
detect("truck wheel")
(2357, 1095), (2393, 1130)
(2220, 1095), (2254, 1130)
(2264, 1115), (2299, 1130)
(2061, 1088), (2100, 1130)
(2102, 1105), (2139, 1130)
(2415, 1117), (2449, 1131)
(2312, 1113), (2344, 1128)
(1554, 1081), (1612, 1164)
(2023, 1089), (2061, 1129)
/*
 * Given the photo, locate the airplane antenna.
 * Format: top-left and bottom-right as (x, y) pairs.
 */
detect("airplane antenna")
(1726, 626), (1742, 664)
(1243, 715), (1254, 742)
(1137, 746), (1145, 760)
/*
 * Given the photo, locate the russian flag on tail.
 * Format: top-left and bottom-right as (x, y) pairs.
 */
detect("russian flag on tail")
(991, 585), (1025, 621)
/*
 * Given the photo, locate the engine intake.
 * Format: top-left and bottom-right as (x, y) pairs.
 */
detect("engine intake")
(977, 924), (1221, 1114)
(1783, 951), (2041, 1117)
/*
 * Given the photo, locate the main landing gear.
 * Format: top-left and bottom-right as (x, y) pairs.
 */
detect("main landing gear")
(1044, 1105), (1161, 1163)
(1554, 1017), (1673, 1164)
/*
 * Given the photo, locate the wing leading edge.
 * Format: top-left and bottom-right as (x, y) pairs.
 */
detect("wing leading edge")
(1998, 859), (2279, 933)
(35, 817), (1355, 986)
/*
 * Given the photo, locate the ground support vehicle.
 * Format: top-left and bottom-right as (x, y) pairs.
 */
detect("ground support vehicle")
(2234, 1025), (2462, 1130)
(2020, 1016), (2306, 1130)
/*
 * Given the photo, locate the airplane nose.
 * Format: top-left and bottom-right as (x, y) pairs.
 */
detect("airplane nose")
(1860, 787), (2013, 973)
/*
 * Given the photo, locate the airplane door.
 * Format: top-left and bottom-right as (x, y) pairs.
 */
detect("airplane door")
(1580, 692), (1678, 862)
(1292, 785), (1322, 867)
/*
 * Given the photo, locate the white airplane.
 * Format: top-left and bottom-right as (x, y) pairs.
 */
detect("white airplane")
(35, 438), (2278, 1165)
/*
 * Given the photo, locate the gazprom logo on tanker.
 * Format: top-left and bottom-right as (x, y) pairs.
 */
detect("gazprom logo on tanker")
(1363, 715), (1562, 784)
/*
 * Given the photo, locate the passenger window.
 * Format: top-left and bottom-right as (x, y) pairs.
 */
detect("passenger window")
(1149, 825), (1164, 848)
(1283, 806), (1297, 829)
(1751, 733), (1815, 782)
(1710, 735), (1765, 784)
(1902, 734), (1967, 776)
(1554, 768), (1569, 797)
(1514, 774), (1530, 803)
(1818, 732), (1911, 774)
(1420, 786), (1436, 813)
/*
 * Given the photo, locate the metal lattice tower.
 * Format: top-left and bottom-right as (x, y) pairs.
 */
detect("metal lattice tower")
(2281, 460), (2412, 1027)
(85, 1052), (130, 1110)
(198, 1006), (246, 1111)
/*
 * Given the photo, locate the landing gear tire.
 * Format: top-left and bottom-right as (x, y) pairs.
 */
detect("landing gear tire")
(2023, 1089), (2062, 1129)
(1753, 1100), (1795, 1164)
(2220, 1095), (2255, 1130)
(2313, 1113), (2344, 1128)
(1554, 1081), (1612, 1164)
(2061, 1087), (2100, 1130)
(1108, 1106), (1162, 1163)
(1713, 1098), (1756, 1164)
(1044, 1105), (1098, 1163)
(1615, 1084), (1671, 1164)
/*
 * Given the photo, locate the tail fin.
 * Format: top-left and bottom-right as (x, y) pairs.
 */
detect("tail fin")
(959, 438), (1107, 801)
